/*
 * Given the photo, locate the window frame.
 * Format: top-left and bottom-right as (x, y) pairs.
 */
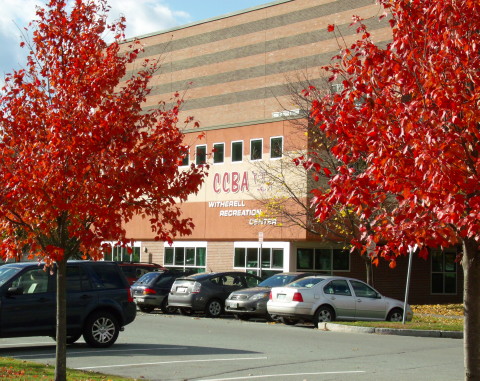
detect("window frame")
(164, 242), (207, 273)
(270, 136), (283, 159)
(431, 249), (457, 295)
(231, 140), (243, 163)
(296, 248), (350, 273)
(195, 144), (207, 165)
(250, 138), (263, 161)
(213, 142), (225, 164)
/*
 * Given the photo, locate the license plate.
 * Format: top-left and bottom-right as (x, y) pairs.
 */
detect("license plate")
(277, 294), (286, 300)
(177, 287), (188, 293)
(136, 297), (145, 302)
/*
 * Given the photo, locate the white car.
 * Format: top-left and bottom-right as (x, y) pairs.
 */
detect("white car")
(267, 275), (413, 327)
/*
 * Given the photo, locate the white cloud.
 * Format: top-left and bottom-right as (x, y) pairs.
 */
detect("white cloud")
(108, 0), (191, 39)
(0, 0), (192, 77)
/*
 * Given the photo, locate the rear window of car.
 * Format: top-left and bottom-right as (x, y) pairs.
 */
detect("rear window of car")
(134, 272), (161, 285)
(289, 277), (324, 288)
(259, 274), (301, 288)
(90, 264), (125, 289)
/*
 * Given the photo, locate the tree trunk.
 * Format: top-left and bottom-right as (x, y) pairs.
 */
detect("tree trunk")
(54, 258), (67, 381)
(462, 237), (480, 380)
(364, 256), (373, 286)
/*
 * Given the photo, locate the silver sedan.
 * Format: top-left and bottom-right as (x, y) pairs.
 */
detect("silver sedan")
(267, 275), (413, 327)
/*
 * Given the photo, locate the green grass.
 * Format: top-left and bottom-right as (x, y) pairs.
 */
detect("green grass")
(335, 315), (463, 331)
(0, 356), (135, 380)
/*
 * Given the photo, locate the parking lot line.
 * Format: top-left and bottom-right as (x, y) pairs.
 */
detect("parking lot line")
(76, 356), (269, 370)
(198, 370), (366, 381)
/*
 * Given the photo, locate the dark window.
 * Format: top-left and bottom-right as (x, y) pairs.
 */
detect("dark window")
(234, 248), (246, 267)
(296, 248), (349, 272)
(181, 148), (189, 166)
(67, 266), (92, 291)
(250, 139), (262, 161)
(90, 265), (125, 289)
(232, 141), (243, 162)
(196, 145), (207, 165)
(270, 137), (283, 159)
(165, 247), (174, 265)
(213, 143), (224, 164)
(297, 248), (314, 270)
(432, 249), (457, 294)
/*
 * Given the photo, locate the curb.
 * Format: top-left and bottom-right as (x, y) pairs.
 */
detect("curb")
(318, 323), (463, 339)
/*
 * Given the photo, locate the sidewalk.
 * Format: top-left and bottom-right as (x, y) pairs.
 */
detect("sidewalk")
(318, 322), (463, 339)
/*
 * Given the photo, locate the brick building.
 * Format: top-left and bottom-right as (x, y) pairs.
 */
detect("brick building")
(106, 0), (463, 304)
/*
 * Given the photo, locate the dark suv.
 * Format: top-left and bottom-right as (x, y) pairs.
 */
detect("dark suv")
(116, 262), (167, 285)
(0, 261), (136, 347)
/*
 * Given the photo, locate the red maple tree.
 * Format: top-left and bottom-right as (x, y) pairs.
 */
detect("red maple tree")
(306, 0), (479, 379)
(0, 0), (206, 379)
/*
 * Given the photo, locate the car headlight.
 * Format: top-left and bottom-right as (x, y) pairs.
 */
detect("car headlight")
(250, 292), (269, 300)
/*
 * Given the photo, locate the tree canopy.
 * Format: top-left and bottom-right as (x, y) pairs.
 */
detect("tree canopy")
(0, 0), (206, 265)
(306, 0), (479, 378)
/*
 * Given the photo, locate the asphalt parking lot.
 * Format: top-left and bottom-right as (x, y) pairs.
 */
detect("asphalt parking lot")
(1, 312), (464, 381)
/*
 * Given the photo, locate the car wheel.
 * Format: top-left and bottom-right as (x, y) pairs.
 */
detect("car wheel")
(139, 305), (155, 313)
(205, 299), (223, 318)
(280, 317), (298, 325)
(83, 311), (119, 348)
(314, 306), (335, 327)
(179, 308), (194, 316)
(387, 308), (403, 322)
(265, 313), (274, 322)
(161, 298), (177, 314)
(233, 314), (250, 321)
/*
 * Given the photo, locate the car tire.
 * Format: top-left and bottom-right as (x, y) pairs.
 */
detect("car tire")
(265, 313), (274, 322)
(387, 308), (403, 322)
(139, 305), (155, 313)
(205, 299), (223, 318)
(234, 314), (250, 321)
(83, 311), (119, 348)
(314, 305), (335, 327)
(179, 308), (194, 316)
(161, 298), (177, 314)
(279, 317), (298, 325)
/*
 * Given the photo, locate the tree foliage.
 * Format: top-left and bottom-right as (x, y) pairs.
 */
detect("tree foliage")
(306, 0), (479, 378)
(0, 1), (206, 379)
(0, 0), (206, 265)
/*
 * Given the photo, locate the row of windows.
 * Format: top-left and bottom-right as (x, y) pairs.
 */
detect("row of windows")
(104, 245), (457, 295)
(182, 136), (283, 166)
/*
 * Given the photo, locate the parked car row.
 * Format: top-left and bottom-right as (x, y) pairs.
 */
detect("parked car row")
(132, 270), (413, 326)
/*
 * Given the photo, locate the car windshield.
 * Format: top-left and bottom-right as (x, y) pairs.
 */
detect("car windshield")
(288, 277), (324, 288)
(259, 274), (301, 288)
(0, 266), (22, 287)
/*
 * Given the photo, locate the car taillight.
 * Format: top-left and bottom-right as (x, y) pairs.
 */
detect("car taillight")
(292, 292), (303, 302)
(269, 291), (272, 300)
(144, 288), (157, 295)
(127, 288), (134, 303)
(192, 282), (201, 294)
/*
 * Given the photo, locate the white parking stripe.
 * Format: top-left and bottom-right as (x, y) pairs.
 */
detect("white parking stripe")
(76, 356), (268, 370)
(198, 371), (366, 380)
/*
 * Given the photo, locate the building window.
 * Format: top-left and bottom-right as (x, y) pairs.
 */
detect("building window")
(164, 246), (206, 273)
(231, 141), (243, 162)
(104, 245), (140, 262)
(196, 145), (207, 165)
(270, 136), (283, 159)
(213, 143), (224, 164)
(296, 248), (349, 273)
(180, 147), (189, 166)
(250, 139), (262, 161)
(234, 247), (283, 278)
(431, 249), (457, 294)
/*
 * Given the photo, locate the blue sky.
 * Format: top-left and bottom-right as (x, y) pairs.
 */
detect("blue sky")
(0, 0), (275, 79)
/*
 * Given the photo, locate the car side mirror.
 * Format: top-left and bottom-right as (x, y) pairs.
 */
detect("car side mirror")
(7, 287), (23, 296)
